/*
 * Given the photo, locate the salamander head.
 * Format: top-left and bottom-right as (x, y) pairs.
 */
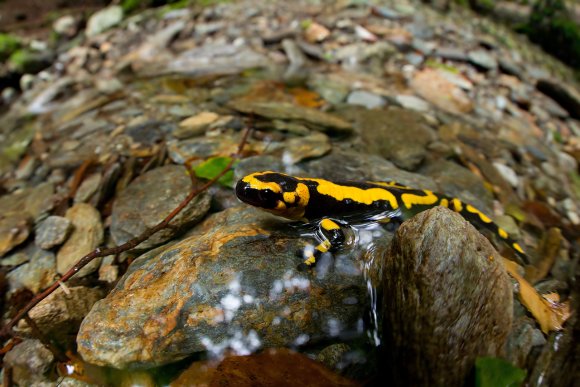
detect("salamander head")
(235, 171), (310, 220)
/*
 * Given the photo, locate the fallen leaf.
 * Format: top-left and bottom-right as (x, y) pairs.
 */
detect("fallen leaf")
(524, 227), (563, 283)
(503, 258), (571, 333)
(288, 87), (324, 108)
(193, 156), (236, 187)
(475, 357), (526, 387)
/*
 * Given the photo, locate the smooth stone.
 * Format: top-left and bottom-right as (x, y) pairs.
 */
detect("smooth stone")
(175, 112), (220, 139)
(410, 69), (473, 115)
(394, 95), (430, 112)
(4, 339), (54, 386)
(110, 165), (211, 250)
(282, 132), (331, 165)
(0, 213), (31, 257)
(74, 172), (103, 204)
(56, 203), (104, 277)
(6, 245), (56, 294)
(346, 90), (385, 109)
(356, 107), (436, 171)
(381, 207), (513, 386)
(78, 207), (368, 368)
(468, 49), (498, 71)
(86, 6), (124, 37)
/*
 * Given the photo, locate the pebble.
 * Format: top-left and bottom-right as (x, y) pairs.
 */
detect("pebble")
(34, 215), (72, 250)
(86, 6), (124, 37)
(410, 68), (473, 115)
(346, 90), (385, 109)
(4, 339), (55, 386)
(394, 94), (430, 112)
(6, 245), (56, 293)
(468, 49), (498, 71)
(0, 213), (31, 257)
(56, 203), (104, 277)
(282, 132), (331, 165)
(175, 111), (220, 139)
(493, 162), (520, 187)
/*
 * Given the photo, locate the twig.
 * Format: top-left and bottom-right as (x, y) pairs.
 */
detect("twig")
(0, 126), (252, 338)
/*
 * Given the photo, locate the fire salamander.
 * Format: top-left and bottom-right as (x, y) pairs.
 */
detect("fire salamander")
(235, 171), (528, 270)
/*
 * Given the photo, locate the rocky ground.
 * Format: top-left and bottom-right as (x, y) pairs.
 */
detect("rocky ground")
(0, 0), (578, 386)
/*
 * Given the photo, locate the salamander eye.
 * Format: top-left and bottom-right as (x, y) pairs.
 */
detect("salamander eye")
(257, 189), (277, 205)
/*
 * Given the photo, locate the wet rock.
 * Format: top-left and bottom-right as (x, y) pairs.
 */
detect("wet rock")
(86, 6), (124, 37)
(410, 68), (473, 115)
(346, 90), (385, 109)
(468, 49), (498, 71)
(0, 213), (32, 257)
(6, 245), (56, 293)
(506, 317), (547, 368)
(282, 132), (331, 165)
(17, 286), (104, 341)
(78, 207), (367, 368)
(3, 339), (54, 386)
(56, 203), (104, 277)
(381, 207), (513, 386)
(110, 165), (211, 250)
(357, 107), (435, 171)
(175, 112), (220, 139)
(228, 100), (352, 133)
(536, 78), (580, 119)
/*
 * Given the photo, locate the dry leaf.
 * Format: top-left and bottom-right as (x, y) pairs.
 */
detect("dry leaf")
(503, 258), (571, 333)
(288, 87), (324, 108)
(524, 227), (562, 283)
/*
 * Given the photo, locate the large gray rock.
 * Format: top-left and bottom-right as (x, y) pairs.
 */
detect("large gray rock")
(381, 207), (513, 386)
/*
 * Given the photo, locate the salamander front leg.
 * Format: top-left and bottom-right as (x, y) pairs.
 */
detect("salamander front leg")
(298, 218), (345, 271)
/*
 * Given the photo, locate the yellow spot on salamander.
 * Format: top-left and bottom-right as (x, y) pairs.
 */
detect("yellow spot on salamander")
(512, 243), (525, 254)
(242, 171), (283, 193)
(439, 198), (449, 208)
(304, 255), (316, 266)
(283, 192), (295, 204)
(295, 182), (310, 207)
(401, 190), (439, 209)
(311, 179), (399, 209)
(316, 240), (331, 253)
(498, 228), (508, 239)
(451, 198), (463, 212)
(320, 218), (340, 230)
(465, 204), (492, 223)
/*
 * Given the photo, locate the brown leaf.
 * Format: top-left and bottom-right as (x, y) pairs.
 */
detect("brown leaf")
(524, 227), (563, 283)
(171, 348), (359, 387)
(289, 87), (324, 108)
(503, 258), (571, 333)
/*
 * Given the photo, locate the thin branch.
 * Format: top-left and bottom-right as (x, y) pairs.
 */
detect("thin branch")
(1, 126), (252, 338)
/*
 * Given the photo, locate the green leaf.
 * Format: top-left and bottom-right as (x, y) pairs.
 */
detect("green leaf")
(475, 357), (526, 387)
(193, 156), (236, 187)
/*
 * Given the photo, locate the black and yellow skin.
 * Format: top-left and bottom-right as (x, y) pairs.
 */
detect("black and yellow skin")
(235, 171), (528, 270)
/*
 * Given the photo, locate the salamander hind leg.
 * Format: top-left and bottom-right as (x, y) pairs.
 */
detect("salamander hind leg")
(298, 218), (345, 271)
